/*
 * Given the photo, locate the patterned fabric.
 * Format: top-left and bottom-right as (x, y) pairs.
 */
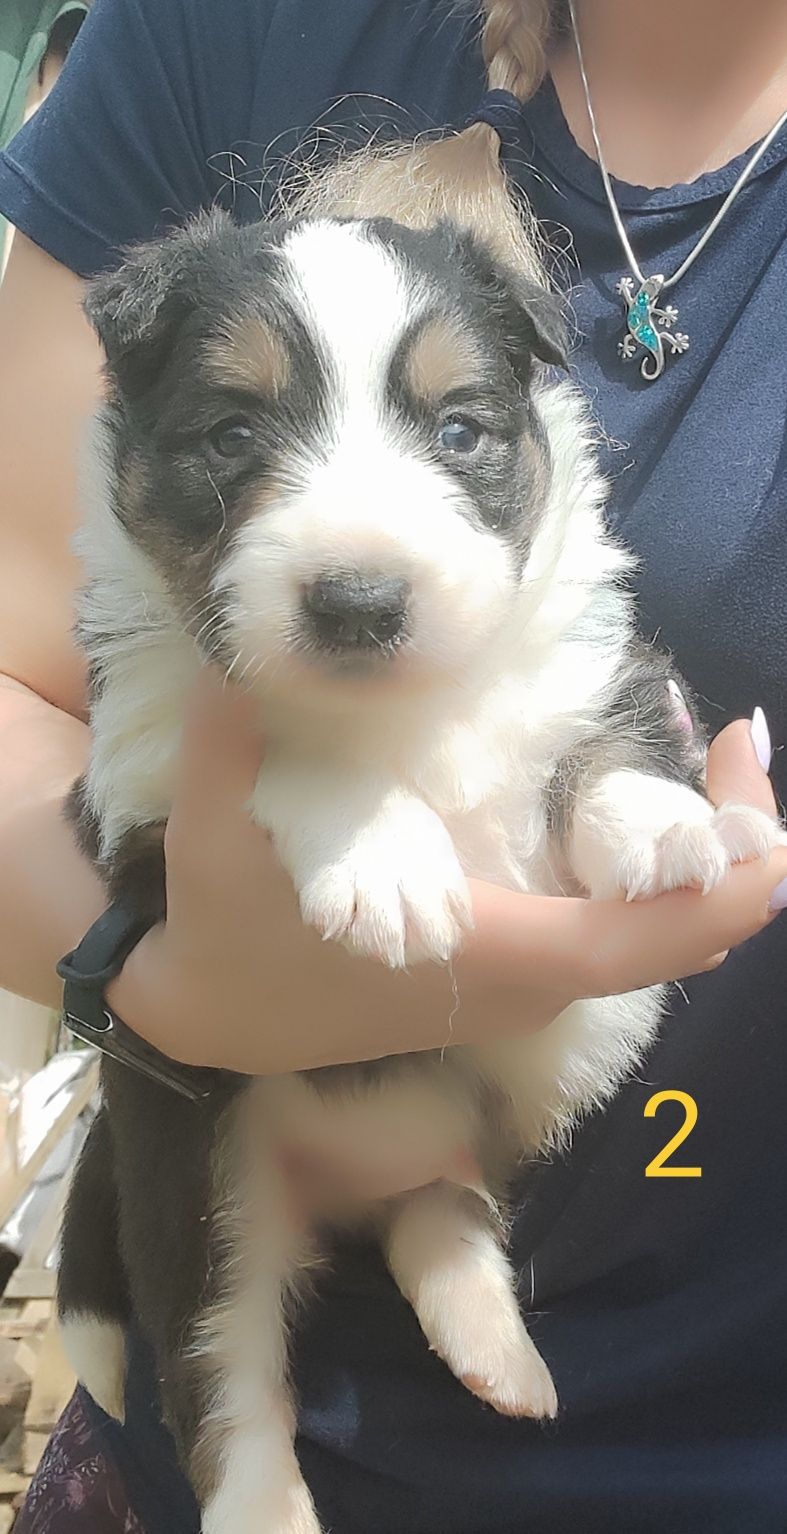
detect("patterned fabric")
(14, 1390), (145, 1534)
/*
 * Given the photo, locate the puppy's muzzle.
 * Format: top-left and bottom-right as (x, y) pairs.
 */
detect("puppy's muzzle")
(302, 572), (410, 655)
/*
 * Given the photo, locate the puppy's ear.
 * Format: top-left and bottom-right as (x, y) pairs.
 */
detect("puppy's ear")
(443, 224), (569, 377)
(84, 210), (231, 398)
(502, 276), (569, 374)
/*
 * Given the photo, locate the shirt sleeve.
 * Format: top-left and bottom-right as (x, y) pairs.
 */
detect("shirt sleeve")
(0, 0), (275, 275)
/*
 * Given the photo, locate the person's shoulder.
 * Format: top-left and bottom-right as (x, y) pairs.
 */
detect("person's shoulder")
(106, 0), (277, 63)
(0, 0), (481, 276)
(0, 0), (284, 274)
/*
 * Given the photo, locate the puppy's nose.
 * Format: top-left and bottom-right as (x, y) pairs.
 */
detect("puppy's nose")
(303, 573), (410, 650)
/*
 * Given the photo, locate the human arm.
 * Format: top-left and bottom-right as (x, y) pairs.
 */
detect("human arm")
(107, 676), (787, 1074)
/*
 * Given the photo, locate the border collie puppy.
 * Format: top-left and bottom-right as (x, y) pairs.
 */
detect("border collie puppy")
(58, 210), (779, 1534)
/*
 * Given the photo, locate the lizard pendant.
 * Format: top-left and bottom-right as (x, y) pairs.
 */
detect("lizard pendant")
(616, 274), (690, 381)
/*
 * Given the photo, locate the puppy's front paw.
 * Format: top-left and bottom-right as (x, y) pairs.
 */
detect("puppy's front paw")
(573, 773), (784, 902)
(462, 1342), (558, 1421)
(621, 801), (782, 901)
(299, 797), (473, 967)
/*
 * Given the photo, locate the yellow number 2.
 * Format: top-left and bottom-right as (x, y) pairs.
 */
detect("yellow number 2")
(644, 1091), (702, 1178)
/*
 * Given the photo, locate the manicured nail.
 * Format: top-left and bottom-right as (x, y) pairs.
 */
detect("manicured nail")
(751, 707), (771, 772)
(667, 679), (693, 734)
(768, 877), (787, 913)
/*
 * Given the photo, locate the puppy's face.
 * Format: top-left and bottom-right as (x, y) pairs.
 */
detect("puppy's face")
(89, 211), (565, 705)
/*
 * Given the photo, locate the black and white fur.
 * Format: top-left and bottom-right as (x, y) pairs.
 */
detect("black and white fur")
(58, 210), (780, 1534)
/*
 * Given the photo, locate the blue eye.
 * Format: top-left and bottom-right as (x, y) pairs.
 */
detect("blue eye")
(438, 417), (481, 455)
(208, 416), (254, 458)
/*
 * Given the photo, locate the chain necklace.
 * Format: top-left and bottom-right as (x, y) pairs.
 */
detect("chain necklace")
(567, 0), (787, 381)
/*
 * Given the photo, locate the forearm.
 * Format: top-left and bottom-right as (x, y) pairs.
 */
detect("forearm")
(0, 675), (105, 1007)
(0, 672), (460, 1073)
(0, 673), (458, 1071)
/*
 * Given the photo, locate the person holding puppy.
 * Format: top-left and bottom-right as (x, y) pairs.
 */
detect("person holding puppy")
(0, 1), (786, 1530)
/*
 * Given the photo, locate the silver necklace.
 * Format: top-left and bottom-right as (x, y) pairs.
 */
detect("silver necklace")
(567, 0), (787, 381)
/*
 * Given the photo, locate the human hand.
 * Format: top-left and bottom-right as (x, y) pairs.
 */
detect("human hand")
(108, 676), (787, 1077)
(466, 714), (785, 1012)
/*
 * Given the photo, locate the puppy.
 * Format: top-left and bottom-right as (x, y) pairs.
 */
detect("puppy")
(57, 210), (779, 1534)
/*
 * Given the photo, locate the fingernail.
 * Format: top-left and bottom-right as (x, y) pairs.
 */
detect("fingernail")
(667, 679), (693, 735)
(768, 876), (787, 913)
(751, 707), (772, 772)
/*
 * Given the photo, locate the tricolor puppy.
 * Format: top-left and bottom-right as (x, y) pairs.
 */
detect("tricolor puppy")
(58, 210), (779, 1534)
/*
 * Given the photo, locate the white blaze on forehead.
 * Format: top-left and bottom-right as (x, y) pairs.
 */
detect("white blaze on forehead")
(281, 220), (423, 417)
(209, 219), (520, 694)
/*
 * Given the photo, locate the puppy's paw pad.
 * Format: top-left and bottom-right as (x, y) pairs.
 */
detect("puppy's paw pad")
(299, 801), (472, 968)
(422, 1290), (558, 1420)
(462, 1345), (558, 1421)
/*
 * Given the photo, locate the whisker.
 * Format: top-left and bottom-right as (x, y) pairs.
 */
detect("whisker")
(193, 610), (226, 650)
(206, 470), (228, 541)
(223, 649), (246, 688)
(236, 649), (266, 690)
(247, 656), (269, 686)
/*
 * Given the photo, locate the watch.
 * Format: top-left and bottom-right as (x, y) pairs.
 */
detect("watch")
(57, 903), (219, 1103)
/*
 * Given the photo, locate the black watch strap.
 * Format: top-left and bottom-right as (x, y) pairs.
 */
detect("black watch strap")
(57, 903), (219, 1103)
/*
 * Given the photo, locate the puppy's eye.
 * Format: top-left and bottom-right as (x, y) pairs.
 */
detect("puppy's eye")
(208, 416), (254, 459)
(437, 417), (482, 455)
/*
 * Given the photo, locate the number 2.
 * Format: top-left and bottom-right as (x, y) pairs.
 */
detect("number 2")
(644, 1090), (702, 1178)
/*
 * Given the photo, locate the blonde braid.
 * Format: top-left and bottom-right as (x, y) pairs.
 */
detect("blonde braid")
(281, 3), (559, 279)
(480, 0), (554, 101)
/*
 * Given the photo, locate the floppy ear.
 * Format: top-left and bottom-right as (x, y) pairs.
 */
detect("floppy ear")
(502, 275), (569, 374)
(84, 209), (232, 399)
(442, 224), (569, 377)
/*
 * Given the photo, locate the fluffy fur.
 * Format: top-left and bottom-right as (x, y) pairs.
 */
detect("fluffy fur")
(58, 210), (779, 1534)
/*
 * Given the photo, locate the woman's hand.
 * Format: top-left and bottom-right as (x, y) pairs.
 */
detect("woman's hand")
(109, 673), (787, 1077)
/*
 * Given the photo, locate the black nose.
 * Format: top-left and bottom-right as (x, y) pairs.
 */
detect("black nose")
(303, 573), (410, 651)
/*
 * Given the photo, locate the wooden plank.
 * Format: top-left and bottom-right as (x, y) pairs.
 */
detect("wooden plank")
(11, 1303), (52, 1385)
(5, 1167), (71, 1303)
(13, 1342), (40, 1387)
(0, 1472), (27, 1496)
(0, 1360), (26, 1412)
(18, 1170), (72, 1273)
(21, 1312), (74, 1483)
(0, 1054), (97, 1231)
(16, 1305), (49, 1334)
(22, 1430), (48, 1478)
(23, 1318), (72, 1436)
(4, 1272), (54, 1304)
(0, 1303), (49, 1342)
(3, 1165), (75, 1304)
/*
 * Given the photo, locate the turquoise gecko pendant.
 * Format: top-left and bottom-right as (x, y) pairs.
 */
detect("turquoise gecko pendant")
(616, 274), (689, 381)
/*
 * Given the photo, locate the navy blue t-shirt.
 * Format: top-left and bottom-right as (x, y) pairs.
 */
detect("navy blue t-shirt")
(2, 3), (786, 1531)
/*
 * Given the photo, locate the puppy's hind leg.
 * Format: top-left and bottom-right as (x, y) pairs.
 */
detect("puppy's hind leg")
(58, 1105), (130, 1422)
(192, 1145), (323, 1534)
(382, 1182), (557, 1420)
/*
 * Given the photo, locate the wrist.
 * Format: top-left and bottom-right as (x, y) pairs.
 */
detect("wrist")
(58, 907), (221, 1100)
(105, 922), (202, 1067)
